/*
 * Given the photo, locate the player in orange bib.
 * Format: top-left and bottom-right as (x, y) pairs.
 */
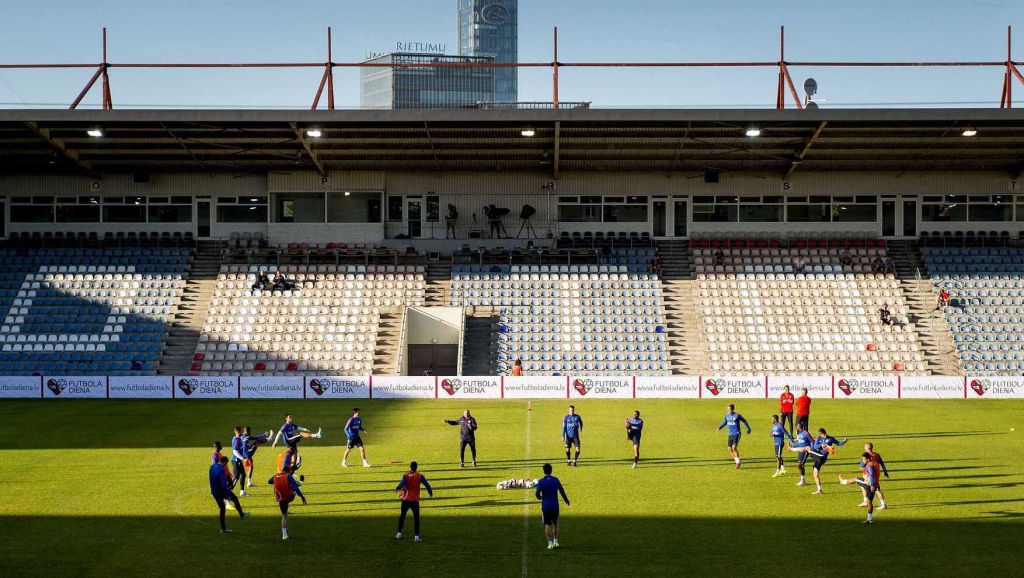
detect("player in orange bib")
(270, 464), (306, 540)
(394, 461), (433, 542)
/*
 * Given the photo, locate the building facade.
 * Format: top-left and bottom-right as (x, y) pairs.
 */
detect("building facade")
(458, 0), (518, 103)
(360, 53), (496, 109)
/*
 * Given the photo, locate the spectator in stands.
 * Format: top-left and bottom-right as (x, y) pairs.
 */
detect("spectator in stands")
(713, 248), (725, 267)
(839, 250), (853, 268)
(936, 288), (950, 311)
(649, 259), (663, 277)
(251, 270), (270, 294)
(879, 303), (892, 326)
(883, 256), (896, 275)
(130, 359), (143, 372)
(271, 271), (296, 293)
(870, 256), (884, 274)
(423, 365), (435, 376)
(445, 204), (459, 239)
(793, 255), (807, 273)
(510, 359), (523, 376)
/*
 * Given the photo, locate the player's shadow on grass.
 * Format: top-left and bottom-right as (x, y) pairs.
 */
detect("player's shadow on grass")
(893, 497), (1024, 509)
(844, 430), (1000, 440)
(3, 515), (1024, 576)
(892, 473), (1015, 482)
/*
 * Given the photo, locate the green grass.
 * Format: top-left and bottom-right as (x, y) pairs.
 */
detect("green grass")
(0, 399), (1021, 577)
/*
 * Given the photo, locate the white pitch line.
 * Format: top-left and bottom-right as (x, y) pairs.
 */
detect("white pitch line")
(521, 400), (532, 577)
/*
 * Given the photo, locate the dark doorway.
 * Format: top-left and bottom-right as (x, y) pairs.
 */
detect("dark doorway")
(652, 201), (666, 237)
(881, 200), (896, 237)
(197, 201), (211, 238)
(902, 199), (917, 237)
(407, 344), (458, 376)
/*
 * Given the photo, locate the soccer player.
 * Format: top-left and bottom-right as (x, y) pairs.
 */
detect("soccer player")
(770, 414), (794, 477)
(779, 385), (795, 436)
(395, 461), (433, 542)
(212, 440), (226, 465)
(272, 413), (322, 451)
(230, 427), (248, 496)
(270, 463), (306, 540)
(716, 404), (752, 469)
(242, 426), (273, 488)
(444, 409), (479, 467)
(625, 410), (644, 469)
(562, 405), (583, 466)
(273, 445), (303, 481)
(788, 422), (815, 486)
(209, 455), (250, 534)
(342, 408), (370, 468)
(840, 452), (880, 524)
(535, 463), (570, 550)
(804, 428), (847, 494)
(862, 442), (890, 509)
(795, 388), (811, 431)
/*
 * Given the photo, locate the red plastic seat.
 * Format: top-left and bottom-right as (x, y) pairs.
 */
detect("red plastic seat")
(193, 352), (205, 361)
(254, 362), (266, 371)
(287, 362), (298, 371)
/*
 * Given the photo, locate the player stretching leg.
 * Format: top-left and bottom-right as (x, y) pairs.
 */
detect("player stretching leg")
(808, 428), (847, 494)
(839, 452), (880, 524)
(243, 426), (273, 488)
(395, 461), (433, 542)
(342, 408), (370, 468)
(272, 414), (322, 453)
(535, 463), (570, 549)
(787, 423), (814, 486)
(626, 411), (644, 469)
(444, 410), (479, 467)
(717, 404), (752, 469)
(271, 463), (306, 540)
(562, 405), (583, 466)
(862, 443), (890, 509)
(770, 415), (794, 477)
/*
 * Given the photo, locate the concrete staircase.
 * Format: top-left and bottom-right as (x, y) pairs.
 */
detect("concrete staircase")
(157, 240), (224, 376)
(461, 314), (499, 375)
(655, 240), (708, 375)
(888, 240), (963, 376)
(425, 262), (452, 306)
(372, 309), (406, 375)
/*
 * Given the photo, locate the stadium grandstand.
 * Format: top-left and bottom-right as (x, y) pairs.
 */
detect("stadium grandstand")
(1, 107), (1023, 377)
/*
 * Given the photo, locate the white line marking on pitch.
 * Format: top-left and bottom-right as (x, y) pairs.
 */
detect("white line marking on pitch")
(521, 400), (532, 577)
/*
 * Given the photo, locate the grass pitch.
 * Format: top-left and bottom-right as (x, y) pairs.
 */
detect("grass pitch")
(0, 399), (1021, 577)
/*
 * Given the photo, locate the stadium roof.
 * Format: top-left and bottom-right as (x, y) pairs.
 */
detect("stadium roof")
(3, 108), (1024, 177)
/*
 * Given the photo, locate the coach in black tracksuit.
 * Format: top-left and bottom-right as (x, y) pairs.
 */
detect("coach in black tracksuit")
(444, 410), (479, 467)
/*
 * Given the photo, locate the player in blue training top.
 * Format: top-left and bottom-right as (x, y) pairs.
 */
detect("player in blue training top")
(625, 410), (644, 469)
(562, 405), (584, 467)
(230, 426), (249, 496)
(787, 422), (815, 486)
(209, 455), (250, 534)
(342, 408), (370, 468)
(272, 413), (322, 453)
(242, 425), (273, 489)
(770, 414), (795, 477)
(802, 427), (848, 494)
(840, 452), (880, 524)
(717, 404), (752, 469)
(535, 463), (570, 550)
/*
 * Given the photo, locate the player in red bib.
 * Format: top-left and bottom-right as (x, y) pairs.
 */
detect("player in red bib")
(779, 385), (795, 437)
(794, 388), (812, 431)
(394, 461), (433, 542)
(270, 463), (306, 540)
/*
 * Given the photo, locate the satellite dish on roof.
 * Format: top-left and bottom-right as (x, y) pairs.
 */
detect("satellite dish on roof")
(804, 78), (818, 97)
(806, 101), (819, 109)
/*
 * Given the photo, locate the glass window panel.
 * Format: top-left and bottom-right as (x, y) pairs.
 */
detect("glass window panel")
(787, 204), (831, 222)
(968, 204), (1012, 221)
(327, 192), (383, 223)
(425, 196), (439, 222)
(387, 196), (403, 221)
(56, 205), (100, 223)
(217, 205), (268, 223)
(103, 205), (145, 223)
(271, 193), (324, 223)
(558, 205), (601, 222)
(11, 205), (53, 223)
(739, 204), (783, 222)
(833, 203), (877, 222)
(693, 204), (738, 222)
(603, 205), (647, 223)
(147, 205), (192, 223)
(921, 203), (967, 222)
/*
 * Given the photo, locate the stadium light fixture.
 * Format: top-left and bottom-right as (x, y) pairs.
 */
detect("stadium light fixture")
(306, 129), (323, 138)
(961, 128), (977, 137)
(344, 191), (351, 196)
(521, 127), (536, 137)
(745, 128), (761, 137)
(86, 129), (103, 138)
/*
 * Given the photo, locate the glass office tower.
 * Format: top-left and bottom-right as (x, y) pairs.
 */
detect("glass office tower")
(458, 0), (518, 103)
(360, 53), (496, 109)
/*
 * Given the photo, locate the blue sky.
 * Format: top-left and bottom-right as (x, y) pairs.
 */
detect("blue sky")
(0, 0), (1020, 108)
